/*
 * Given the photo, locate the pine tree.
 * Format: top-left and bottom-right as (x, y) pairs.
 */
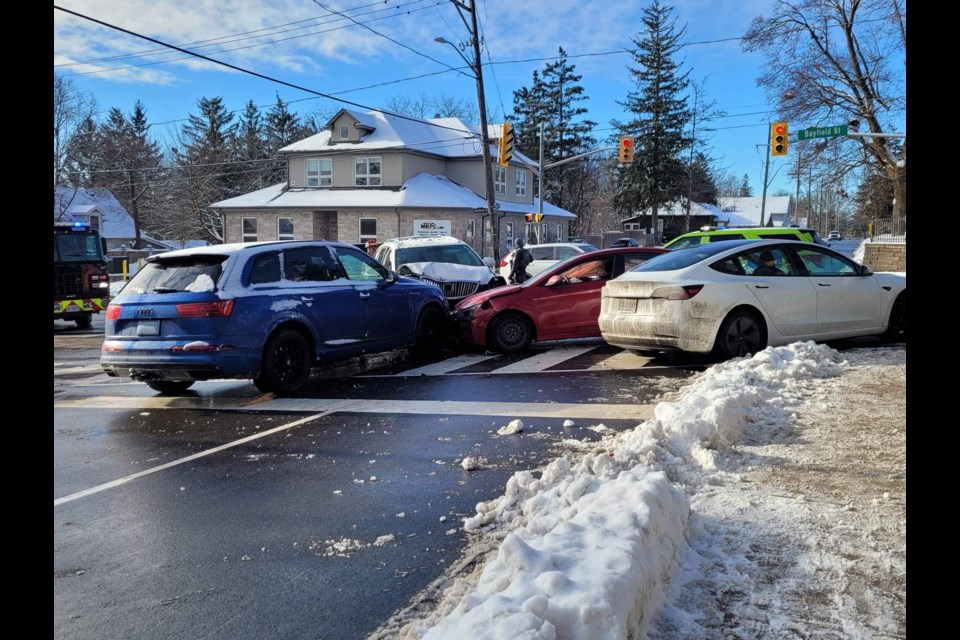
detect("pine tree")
(509, 50), (597, 225)
(612, 1), (690, 238)
(96, 102), (164, 248)
(172, 96), (238, 243)
(235, 100), (269, 192)
(265, 94), (310, 184)
(739, 173), (753, 197)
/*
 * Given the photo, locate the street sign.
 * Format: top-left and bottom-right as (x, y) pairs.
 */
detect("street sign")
(797, 125), (848, 140)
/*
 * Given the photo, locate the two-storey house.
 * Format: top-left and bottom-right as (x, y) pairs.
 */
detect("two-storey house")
(210, 109), (575, 258)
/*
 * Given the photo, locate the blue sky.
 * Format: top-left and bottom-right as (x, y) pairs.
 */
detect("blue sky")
(55, 0), (806, 196)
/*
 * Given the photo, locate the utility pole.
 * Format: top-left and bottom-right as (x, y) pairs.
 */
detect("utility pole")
(437, 1), (500, 261)
(760, 135), (770, 227)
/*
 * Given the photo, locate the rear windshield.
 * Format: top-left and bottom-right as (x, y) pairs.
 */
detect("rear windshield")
(396, 244), (484, 267)
(630, 242), (743, 272)
(123, 256), (226, 294)
(664, 236), (703, 250)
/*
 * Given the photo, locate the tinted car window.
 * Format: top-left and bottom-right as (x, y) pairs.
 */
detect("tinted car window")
(711, 256), (745, 275)
(124, 256), (225, 294)
(530, 247), (554, 260)
(396, 245), (484, 267)
(623, 252), (658, 271)
(283, 246), (341, 281)
(755, 232), (802, 241)
(707, 233), (745, 242)
(248, 252), (281, 284)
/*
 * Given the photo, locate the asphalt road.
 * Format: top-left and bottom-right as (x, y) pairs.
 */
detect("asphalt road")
(55, 330), (703, 640)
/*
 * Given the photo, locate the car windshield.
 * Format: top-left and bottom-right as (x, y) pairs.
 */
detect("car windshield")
(630, 242), (747, 272)
(123, 255), (226, 294)
(54, 233), (105, 263)
(396, 245), (484, 267)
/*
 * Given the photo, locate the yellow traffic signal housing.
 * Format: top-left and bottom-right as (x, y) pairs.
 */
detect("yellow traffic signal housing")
(771, 122), (788, 156)
(498, 122), (514, 167)
(524, 213), (544, 222)
(618, 136), (635, 163)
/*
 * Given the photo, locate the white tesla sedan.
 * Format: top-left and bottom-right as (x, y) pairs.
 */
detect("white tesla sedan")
(599, 239), (906, 359)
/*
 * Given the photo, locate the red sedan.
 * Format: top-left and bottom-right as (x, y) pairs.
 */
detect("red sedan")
(452, 247), (667, 352)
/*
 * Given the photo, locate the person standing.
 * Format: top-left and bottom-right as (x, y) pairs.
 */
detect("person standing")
(508, 238), (533, 284)
(365, 239), (380, 257)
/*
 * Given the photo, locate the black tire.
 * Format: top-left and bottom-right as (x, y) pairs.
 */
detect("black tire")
(881, 294), (906, 343)
(145, 380), (195, 395)
(411, 305), (447, 357)
(74, 314), (93, 328)
(254, 328), (312, 395)
(714, 309), (766, 360)
(488, 313), (534, 353)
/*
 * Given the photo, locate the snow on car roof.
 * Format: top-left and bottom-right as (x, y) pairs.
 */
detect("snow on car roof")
(382, 235), (468, 249)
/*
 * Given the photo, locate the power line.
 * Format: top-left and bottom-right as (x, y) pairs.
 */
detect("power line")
(59, 2), (445, 78)
(55, 0), (425, 68)
(53, 5), (480, 139)
(311, 0), (459, 73)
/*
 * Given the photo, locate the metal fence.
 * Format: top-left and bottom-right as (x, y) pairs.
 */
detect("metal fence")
(869, 218), (906, 243)
(571, 230), (660, 249)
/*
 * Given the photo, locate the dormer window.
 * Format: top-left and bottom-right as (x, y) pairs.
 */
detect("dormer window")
(307, 158), (332, 188)
(340, 124), (350, 140)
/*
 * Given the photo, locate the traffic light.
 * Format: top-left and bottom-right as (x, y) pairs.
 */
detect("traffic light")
(524, 213), (544, 222)
(618, 136), (635, 163)
(498, 122), (514, 167)
(771, 122), (788, 156)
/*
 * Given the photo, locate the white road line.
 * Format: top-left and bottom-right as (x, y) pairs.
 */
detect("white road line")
(492, 346), (598, 374)
(53, 412), (331, 508)
(391, 353), (499, 377)
(56, 396), (653, 421)
(586, 351), (653, 370)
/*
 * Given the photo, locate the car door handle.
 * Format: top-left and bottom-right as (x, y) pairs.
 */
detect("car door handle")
(300, 296), (313, 301)
(359, 292), (371, 299)
(753, 284), (770, 289)
(817, 283), (832, 287)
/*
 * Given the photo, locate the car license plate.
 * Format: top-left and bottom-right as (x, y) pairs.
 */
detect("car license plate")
(137, 320), (160, 336)
(615, 298), (637, 314)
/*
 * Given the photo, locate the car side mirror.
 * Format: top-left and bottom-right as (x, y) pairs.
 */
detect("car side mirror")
(381, 270), (398, 285)
(482, 256), (495, 268)
(859, 264), (873, 276)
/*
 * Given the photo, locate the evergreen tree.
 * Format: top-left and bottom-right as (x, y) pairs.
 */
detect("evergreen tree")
(612, 1), (690, 237)
(509, 49), (596, 224)
(689, 152), (718, 204)
(62, 116), (100, 188)
(235, 100), (269, 192)
(171, 96), (238, 242)
(739, 173), (753, 197)
(265, 94), (311, 184)
(97, 102), (164, 248)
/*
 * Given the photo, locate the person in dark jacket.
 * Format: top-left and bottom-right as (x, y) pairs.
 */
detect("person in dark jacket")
(508, 238), (533, 284)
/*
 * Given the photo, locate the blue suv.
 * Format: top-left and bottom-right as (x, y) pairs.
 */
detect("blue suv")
(101, 241), (448, 395)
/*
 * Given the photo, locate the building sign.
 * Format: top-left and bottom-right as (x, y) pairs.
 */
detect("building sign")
(413, 219), (451, 237)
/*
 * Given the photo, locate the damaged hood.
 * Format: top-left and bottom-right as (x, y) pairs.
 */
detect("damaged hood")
(398, 261), (496, 285)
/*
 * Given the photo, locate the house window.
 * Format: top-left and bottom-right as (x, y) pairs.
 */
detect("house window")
(505, 222), (514, 246)
(466, 219), (475, 240)
(242, 217), (258, 242)
(525, 223), (533, 243)
(307, 159), (332, 188)
(80, 214), (101, 232)
(556, 224), (563, 242)
(516, 170), (527, 196)
(355, 157), (381, 186)
(340, 124), (350, 139)
(541, 222), (548, 240)
(278, 217), (295, 240)
(494, 166), (506, 194)
(359, 218), (377, 243)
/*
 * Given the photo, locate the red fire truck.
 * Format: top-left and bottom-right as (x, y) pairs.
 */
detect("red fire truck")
(54, 222), (111, 328)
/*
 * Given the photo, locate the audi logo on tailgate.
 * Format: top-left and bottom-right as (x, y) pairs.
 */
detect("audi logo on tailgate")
(138, 308), (155, 317)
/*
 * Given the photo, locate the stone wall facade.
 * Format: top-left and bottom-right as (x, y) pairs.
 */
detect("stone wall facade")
(862, 242), (906, 272)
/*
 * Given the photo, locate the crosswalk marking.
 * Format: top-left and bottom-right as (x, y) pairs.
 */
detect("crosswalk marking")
(395, 353), (500, 376)
(490, 346), (599, 374)
(587, 351), (653, 370)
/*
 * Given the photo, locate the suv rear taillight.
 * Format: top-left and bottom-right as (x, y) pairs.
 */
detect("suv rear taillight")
(176, 300), (235, 317)
(106, 304), (122, 320)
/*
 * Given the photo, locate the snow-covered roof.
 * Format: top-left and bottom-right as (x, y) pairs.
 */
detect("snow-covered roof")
(54, 187), (136, 239)
(211, 173), (576, 219)
(280, 110), (536, 167)
(717, 196), (791, 226)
